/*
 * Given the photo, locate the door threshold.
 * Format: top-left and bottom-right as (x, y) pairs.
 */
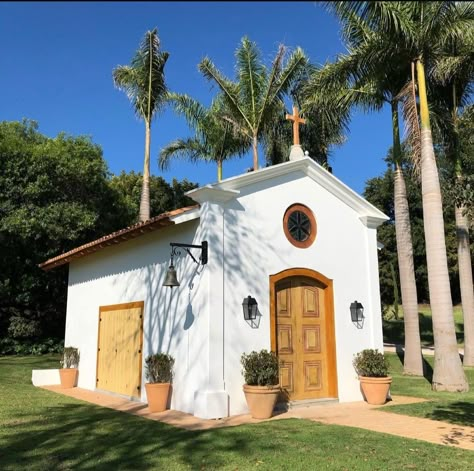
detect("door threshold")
(95, 387), (142, 403)
(275, 397), (339, 411)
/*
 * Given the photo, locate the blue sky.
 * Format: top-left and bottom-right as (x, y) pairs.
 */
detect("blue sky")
(0, 1), (393, 194)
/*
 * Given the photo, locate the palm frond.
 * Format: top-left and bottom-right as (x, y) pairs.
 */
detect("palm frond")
(237, 37), (266, 126)
(255, 43), (286, 130)
(397, 80), (421, 177)
(267, 47), (308, 107)
(168, 93), (208, 132)
(159, 138), (209, 170)
(113, 28), (169, 122)
(199, 57), (254, 132)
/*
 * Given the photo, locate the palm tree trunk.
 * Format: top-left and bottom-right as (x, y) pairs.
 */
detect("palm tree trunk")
(217, 159), (223, 182)
(451, 81), (474, 367)
(455, 201), (474, 366)
(391, 102), (423, 376)
(139, 120), (151, 222)
(416, 59), (468, 391)
(394, 168), (424, 375)
(252, 135), (259, 170)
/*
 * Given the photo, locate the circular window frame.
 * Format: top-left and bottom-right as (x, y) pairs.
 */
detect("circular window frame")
(283, 203), (317, 249)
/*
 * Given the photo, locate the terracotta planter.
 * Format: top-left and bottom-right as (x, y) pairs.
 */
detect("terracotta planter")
(59, 368), (78, 389)
(359, 376), (392, 405)
(243, 384), (280, 419)
(145, 383), (171, 412)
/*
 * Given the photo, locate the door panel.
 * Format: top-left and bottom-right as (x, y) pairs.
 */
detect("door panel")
(97, 302), (143, 398)
(276, 276), (332, 400)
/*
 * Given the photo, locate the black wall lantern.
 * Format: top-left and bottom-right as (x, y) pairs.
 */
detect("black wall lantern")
(350, 300), (364, 323)
(163, 241), (208, 288)
(242, 296), (258, 321)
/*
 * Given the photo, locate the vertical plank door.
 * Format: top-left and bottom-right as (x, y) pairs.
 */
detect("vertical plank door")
(97, 302), (143, 398)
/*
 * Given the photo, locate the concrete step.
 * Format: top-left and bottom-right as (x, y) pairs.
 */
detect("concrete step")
(276, 397), (339, 411)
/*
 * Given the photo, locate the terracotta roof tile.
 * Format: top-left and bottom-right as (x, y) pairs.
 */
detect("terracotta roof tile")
(39, 205), (199, 271)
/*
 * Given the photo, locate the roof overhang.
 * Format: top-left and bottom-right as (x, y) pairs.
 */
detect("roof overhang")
(39, 205), (199, 271)
(186, 186), (240, 204)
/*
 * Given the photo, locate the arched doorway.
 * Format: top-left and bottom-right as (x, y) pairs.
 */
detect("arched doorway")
(270, 268), (338, 400)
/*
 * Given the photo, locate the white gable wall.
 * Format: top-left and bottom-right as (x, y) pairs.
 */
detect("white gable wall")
(65, 219), (209, 414)
(212, 170), (384, 415)
(62, 165), (385, 418)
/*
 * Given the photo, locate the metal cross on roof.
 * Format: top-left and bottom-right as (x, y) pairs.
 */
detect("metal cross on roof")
(285, 105), (306, 146)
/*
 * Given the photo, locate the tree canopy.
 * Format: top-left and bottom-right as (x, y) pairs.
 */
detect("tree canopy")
(0, 120), (196, 349)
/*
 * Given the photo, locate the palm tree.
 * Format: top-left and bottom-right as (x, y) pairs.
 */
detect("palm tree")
(263, 70), (350, 168)
(432, 40), (474, 366)
(159, 94), (249, 181)
(113, 28), (169, 222)
(198, 37), (308, 170)
(329, 1), (471, 391)
(303, 17), (424, 376)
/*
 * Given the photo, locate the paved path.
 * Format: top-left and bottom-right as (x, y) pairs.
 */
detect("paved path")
(384, 343), (465, 357)
(42, 386), (474, 451)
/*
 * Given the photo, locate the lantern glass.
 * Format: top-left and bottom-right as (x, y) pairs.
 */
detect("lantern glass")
(242, 296), (258, 321)
(350, 301), (364, 322)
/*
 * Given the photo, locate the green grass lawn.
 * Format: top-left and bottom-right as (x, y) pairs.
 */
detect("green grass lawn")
(386, 353), (474, 428)
(383, 304), (465, 347)
(1, 356), (473, 470)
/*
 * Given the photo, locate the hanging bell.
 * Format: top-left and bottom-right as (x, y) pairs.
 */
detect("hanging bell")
(163, 264), (180, 288)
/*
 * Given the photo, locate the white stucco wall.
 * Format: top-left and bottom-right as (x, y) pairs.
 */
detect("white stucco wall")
(63, 168), (384, 418)
(65, 219), (209, 414)
(212, 170), (384, 415)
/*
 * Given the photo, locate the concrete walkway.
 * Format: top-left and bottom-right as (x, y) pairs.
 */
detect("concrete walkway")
(42, 386), (474, 451)
(384, 343), (465, 357)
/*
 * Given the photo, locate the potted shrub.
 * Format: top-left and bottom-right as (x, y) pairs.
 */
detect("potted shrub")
(241, 349), (280, 419)
(145, 353), (175, 413)
(353, 349), (392, 405)
(59, 347), (80, 388)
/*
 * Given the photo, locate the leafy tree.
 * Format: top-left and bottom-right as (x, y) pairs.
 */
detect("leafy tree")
(198, 37), (308, 170)
(0, 120), (124, 340)
(113, 29), (169, 222)
(159, 94), (249, 181)
(109, 171), (197, 225)
(0, 120), (198, 348)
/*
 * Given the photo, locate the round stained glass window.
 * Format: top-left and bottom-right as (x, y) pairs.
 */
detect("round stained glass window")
(283, 204), (316, 248)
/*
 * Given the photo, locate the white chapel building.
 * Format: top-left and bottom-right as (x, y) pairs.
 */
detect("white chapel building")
(39, 145), (388, 419)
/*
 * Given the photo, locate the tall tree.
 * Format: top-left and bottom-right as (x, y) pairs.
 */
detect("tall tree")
(264, 71), (349, 167)
(109, 171), (197, 225)
(113, 29), (169, 222)
(331, 1), (472, 391)
(433, 38), (474, 364)
(365, 148), (470, 310)
(304, 13), (424, 375)
(198, 37), (308, 170)
(159, 94), (249, 181)
(0, 120), (126, 341)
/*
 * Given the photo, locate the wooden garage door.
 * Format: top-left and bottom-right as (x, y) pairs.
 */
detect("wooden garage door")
(96, 301), (143, 398)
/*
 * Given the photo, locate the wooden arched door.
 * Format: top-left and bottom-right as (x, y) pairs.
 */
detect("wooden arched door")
(270, 269), (338, 401)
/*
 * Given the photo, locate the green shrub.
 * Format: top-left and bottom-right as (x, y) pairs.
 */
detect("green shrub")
(353, 349), (389, 377)
(61, 347), (80, 368)
(8, 316), (42, 339)
(241, 349), (279, 386)
(0, 337), (63, 355)
(145, 353), (174, 383)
